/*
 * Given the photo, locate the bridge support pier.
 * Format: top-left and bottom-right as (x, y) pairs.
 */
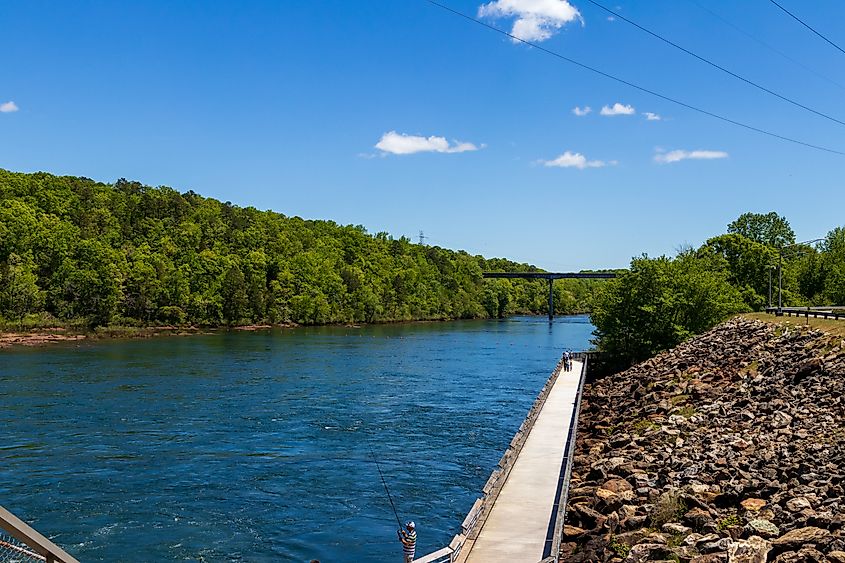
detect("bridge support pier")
(480, 272), (617, 323)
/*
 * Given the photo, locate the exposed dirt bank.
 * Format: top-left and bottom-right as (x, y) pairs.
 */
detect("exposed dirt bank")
(563, 317), (845, 562)
(0, 329), (88, 348)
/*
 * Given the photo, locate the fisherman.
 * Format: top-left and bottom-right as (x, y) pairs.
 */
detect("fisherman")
(398, 521), (417, 562)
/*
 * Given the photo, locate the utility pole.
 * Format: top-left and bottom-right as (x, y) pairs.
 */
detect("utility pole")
(768, 266), (773, 308)
(776, 237), (824, 315)
(778, 253), (783, 312)
(548, 278), (554, 321)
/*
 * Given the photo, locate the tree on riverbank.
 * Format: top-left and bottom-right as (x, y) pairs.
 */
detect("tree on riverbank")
(0, 169), (601, 328)
(591, 212), (845, 368)
(590, 252), (748, 367)
(0, 253), (44, 327)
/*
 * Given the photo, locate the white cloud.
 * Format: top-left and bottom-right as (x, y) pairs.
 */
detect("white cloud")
(654, 149), (728, 164)
(542, 150), (611, 169)
(644, 112), (662, 121)
(572, 106), (592, 116)
(375, 131), (481, 155)
(478, 0), (583, 42)
(607, 16), (616, 21)
(0, 101), (19, 113)
(600, 102), (635, 116)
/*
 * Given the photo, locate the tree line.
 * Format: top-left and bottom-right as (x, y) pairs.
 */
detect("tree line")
(591, 211), (845, 368)
(0, 169), (602, 329)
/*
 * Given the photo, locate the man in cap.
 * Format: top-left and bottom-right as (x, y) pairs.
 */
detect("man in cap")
(398, 521), (416, 562)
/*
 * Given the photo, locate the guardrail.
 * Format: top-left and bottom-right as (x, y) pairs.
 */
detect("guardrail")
(766, 306), (845, 320)
(544, 356), (589, 560)
(415, 351), (583, 563)
(0, 505), (79, 563)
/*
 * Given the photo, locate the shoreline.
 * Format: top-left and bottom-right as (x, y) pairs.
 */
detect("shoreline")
(0, 312), (592, 350)
(0, 326), (212, 349)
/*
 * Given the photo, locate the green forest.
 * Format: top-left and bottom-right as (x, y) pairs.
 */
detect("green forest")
(590, 211), (845, 368)
(3, 169), (841, 370)
(0, 169), (601, 329)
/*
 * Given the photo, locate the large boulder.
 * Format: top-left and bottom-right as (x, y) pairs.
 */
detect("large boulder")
(727, 536), (771, 563)
(745, 519), (780, 539)
(771, 527), (830, 548)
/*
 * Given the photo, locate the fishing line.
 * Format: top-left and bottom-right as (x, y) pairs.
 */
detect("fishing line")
(365, 434), (404, 530)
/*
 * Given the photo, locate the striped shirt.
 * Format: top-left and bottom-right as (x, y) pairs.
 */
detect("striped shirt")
(402, 530), (416, 556)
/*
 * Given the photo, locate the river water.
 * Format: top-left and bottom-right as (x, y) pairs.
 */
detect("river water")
(0, 315), (593, 562)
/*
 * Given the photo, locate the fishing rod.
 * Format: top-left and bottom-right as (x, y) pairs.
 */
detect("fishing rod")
(366, 436), (403, 530)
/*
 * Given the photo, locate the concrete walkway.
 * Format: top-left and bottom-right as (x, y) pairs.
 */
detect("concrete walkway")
(463, 361), (582, 563)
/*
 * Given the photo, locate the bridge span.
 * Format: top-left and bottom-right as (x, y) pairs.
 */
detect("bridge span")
(482, 272), (616, 320)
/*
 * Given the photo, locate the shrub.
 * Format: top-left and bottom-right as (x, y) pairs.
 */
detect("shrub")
(650, 490), (687, 528)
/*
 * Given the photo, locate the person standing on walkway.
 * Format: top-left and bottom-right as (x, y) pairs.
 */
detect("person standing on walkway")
(398, 521), (416, 562)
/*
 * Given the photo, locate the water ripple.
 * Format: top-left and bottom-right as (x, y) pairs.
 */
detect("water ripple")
(0, 316), (592, 561)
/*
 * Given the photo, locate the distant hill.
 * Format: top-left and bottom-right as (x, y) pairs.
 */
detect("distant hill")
(0, 169), (600, 328)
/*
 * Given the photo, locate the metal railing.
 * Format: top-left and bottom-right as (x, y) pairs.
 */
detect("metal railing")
(766, 306), (845, 320)
(0, 506), (79, 563)
(415, 351), (585, 563)
(545, 356), (589, 560)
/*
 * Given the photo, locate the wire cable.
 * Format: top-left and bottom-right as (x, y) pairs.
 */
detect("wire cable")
(422, 0), (845, 157)
(583, 0), (845, 128)
(686, 0), (845, 93)
(768, 0), (845, 57)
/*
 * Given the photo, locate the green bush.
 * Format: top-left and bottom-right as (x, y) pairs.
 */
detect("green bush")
(591, 251), (748, 368)
(650, 490), (687, 528)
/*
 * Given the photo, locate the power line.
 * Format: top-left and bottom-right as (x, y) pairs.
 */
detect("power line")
(686, 0), (845, 93)
(422, 0), (845, 157)
(583, 0), (845, 128)
(768, 0), (845, 57)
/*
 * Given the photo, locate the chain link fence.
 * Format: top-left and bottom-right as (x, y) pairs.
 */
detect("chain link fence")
(0, 532), (46, 563)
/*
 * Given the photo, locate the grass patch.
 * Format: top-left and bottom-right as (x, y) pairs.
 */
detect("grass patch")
(675, 406), (696, 418)
(650, 490), (687, 529)
(717, 514), (741, 531)
(669, 394), (689, 405)
(667, 533), (686, 548)
(633, 419), (659, 434)
(741, 359), (759, 376)
(601, 423), (621, 437)
(608, 536), (631, 559)
(741, 312), (845, 340)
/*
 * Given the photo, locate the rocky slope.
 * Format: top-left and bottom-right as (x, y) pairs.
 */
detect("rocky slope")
(562, 317), (845, 562)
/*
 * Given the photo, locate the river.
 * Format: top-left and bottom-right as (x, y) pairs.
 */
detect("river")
(0, 315), (593, 562)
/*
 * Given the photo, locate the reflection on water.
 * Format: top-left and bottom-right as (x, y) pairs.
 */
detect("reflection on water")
(0, 316), (593, 562)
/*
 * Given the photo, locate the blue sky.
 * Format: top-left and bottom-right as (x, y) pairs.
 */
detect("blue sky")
(2, 0), (844, 270)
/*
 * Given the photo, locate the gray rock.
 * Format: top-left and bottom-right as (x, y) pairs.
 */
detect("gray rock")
(785, 497), (812, 512)
(562, 318), (845, 562)
(624, 543), (671, 562)
(745, 519), (780, 538)
(662, 522), (692, 536)
(772, 526), (830, 547)
(727, 536), (771, 563)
